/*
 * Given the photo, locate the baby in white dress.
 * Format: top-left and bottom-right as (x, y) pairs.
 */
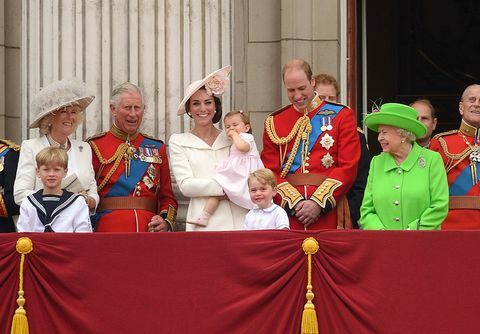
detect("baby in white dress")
(187, 110), (263, 227)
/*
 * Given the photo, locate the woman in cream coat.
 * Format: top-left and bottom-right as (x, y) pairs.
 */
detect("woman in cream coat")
(14, 78), (99, 211)
(169, 66), (247, 231)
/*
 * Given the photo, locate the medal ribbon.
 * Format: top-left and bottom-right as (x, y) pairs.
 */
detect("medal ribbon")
(287, 103), (342, 173)
(106, 138), (163, 197)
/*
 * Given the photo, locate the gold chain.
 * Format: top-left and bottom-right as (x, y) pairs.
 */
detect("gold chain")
(281, 117), (311, 178)
(90, 141), (129, 191)
(265, 115), (308, 145)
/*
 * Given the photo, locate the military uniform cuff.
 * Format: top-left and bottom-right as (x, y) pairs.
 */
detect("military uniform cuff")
(0, 194), (7, 217)
(160, 204), (177, 231)
(276, 181), (304, 210)
(310, 178), (342, 209)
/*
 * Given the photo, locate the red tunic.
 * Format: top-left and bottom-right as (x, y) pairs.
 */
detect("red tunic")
(261, 95), (360, 230)
(88, 126), (177, 232)
(429, 120), (480, 229)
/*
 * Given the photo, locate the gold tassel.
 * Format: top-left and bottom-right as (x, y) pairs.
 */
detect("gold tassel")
(301, 237), (319, 334)
(11, 237), (33, 334)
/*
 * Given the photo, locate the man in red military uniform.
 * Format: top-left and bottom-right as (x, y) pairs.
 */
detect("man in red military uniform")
(261, 59), (360, 230)
(429, 84), (480, 229)
(0, 139), (20, 232)
(88, 82), (177, 232)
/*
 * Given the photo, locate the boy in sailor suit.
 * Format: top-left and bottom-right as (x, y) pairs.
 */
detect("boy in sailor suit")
(17, 147), (92, 232)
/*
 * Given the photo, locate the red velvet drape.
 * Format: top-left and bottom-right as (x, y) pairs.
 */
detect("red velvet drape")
(1, 230), (480, 334)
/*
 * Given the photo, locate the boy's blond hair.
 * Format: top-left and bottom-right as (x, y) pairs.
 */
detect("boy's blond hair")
(248, 168), (276, 189)
(36, 146), (68, 169)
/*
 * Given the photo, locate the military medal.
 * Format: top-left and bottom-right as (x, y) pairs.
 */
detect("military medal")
(0, 156), (4, 172)
(320, 118), (327, 132)
(143, 175), (154, 189)
(326, 117), (333, 131)
(147, 164), (157, 180)
(320, 133), (335, 150)
(321, 153), (334, 168)
(469, 147), (480, 184)
(137, 147), (162, 164)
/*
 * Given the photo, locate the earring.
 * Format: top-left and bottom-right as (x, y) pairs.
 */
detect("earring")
(401, 139), (405, 143)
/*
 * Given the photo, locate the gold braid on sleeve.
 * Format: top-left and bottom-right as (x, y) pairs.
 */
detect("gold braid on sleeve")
(90, 141), (129, 191)
(265, 114), (312, 178)
(438, 137), (471, 173)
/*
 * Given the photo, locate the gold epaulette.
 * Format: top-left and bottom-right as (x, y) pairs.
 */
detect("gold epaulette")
(140, 133), (164, 144)
(325, 100), (350, 109)
(85, 131), (107, 142)
(268, 104), (292, 117)
(0, 139), (20, 151)
(310, 178), (342, 209)
(432, 129), (458, 140)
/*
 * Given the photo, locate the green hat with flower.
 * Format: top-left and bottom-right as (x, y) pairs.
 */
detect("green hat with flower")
(364, 102), (427, 138)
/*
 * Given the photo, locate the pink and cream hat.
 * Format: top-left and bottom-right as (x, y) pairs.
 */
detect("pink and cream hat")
(29, 78), (95, 128)
(177, 65), (232, 115)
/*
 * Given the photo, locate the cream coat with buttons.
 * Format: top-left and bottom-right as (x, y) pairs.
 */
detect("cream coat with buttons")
(169, 131), (247, 231)
(14, 136), (99, 208)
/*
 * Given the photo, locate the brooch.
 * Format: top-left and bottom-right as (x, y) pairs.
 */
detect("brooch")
(320, 133), (335, 150)
(418, 156), (426, 168)
(321, 153), (335, 168)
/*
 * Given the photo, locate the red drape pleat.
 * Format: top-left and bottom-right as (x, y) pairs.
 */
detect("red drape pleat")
(1, 230), (480, 334)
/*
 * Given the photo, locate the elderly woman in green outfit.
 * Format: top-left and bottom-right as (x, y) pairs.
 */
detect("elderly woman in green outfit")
(360, 103), (448, 230)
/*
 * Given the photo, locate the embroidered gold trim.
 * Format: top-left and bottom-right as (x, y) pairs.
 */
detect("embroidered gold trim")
(265, 115), (312, 178)
(276, 181), (304, 209)
(90, 141), (129, 191)
(0, 194), (8, 217)
(161, 204), (177, 231)
(310, 178), (342, 208)
(438, 136), (471, 173)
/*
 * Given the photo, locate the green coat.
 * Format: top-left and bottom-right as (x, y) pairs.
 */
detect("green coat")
(360, 143), (448, 230)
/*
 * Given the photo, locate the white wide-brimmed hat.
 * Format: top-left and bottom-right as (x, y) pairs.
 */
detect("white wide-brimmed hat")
(177, 65), (232, 115)
(29, 78), (95, 128)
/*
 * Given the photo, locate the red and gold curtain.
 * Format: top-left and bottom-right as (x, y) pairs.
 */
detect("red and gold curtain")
(1, 230), (480, 333)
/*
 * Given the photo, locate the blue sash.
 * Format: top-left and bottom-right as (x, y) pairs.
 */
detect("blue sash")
(287, 103), (343, 173)
(0, 147), (11, 158)
(105, 138), (162, 197)
(449, 162), (480, 195)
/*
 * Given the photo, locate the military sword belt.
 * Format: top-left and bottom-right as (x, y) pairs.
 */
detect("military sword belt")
(98, 196), (158, 213)
(449, 196), (480, 209)
(286, 173), (326, 186)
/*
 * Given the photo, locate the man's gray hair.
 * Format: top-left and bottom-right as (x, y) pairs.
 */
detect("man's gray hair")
(110, 82), (144, 107)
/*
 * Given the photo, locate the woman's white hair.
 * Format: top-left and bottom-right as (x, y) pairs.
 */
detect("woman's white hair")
(396, 128), (416, 143)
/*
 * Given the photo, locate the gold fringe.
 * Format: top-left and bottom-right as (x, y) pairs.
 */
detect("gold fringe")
(301, 237), (319, 334)
(11, 237), (33, 334)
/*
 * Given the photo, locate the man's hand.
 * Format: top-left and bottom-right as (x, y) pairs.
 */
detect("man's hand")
(295, 200), (321, 226)
(148, 215), (169, 232)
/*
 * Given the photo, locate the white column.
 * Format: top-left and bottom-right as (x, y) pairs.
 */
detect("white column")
(21, 0), (233, 142)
